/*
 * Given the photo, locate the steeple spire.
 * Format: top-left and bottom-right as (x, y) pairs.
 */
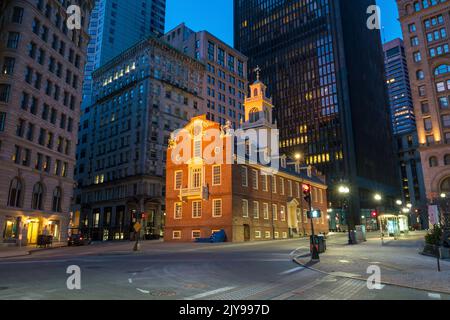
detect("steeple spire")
(254, 65), (261, 82)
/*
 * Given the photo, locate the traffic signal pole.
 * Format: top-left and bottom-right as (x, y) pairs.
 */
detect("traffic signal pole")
(303, 184), (319, 261)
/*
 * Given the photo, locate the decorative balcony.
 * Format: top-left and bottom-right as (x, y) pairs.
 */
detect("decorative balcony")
(179, 186), (205, 200)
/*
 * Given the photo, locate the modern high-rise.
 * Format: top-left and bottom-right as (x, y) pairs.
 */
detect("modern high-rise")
(164, 23), (248, 129)
(82, 0), (166, 107)
(397, 0), (450, 201)
(384, 38), (427, 226)
(234, 0), (400, 227)
(0, 0), (94, 245)
(73, 37), (204, 241)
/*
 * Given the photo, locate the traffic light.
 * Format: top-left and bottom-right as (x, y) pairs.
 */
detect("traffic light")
(371, 210), (378, 218)
(307, 210), (322, 219)
(302, 184), (311, 202)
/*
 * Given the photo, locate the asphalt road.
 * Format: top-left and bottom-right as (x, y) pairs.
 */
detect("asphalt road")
(0, 237), (448, 300)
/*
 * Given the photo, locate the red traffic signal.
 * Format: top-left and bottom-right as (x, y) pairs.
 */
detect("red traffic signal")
(302, 184), (311, 195)
(371, 210), (378, 218)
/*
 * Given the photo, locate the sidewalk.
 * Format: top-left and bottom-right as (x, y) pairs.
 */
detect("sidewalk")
(0, 242), (67, 259)
(293, 232), (450, 294)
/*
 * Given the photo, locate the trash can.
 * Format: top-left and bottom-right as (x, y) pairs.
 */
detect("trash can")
(310, 235), (327, 254)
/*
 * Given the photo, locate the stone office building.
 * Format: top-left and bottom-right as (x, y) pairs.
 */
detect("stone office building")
(73, 36), (205, 241)
(165, 79), (329, 242)
(0, 0), (93, 245)
(397, 0), (450, 201)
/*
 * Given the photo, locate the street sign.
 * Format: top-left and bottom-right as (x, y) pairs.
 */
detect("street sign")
(307, 210), (322, 219)
(133, 222), (142, 232)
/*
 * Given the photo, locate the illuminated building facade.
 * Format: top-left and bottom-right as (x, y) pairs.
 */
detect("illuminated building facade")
(165, 79), (328, 242)
(234, 0), (400, 226)
(73, 37), (204, 241)
(397, 0), (450, 201)
(384, 38), (427, 226)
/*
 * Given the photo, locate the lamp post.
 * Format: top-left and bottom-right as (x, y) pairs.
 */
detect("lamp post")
(338, 185), (351, 244)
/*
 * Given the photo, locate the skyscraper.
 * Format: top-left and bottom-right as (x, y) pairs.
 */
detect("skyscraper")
(397, 0), (450, 201)
(384, 38), (427, 226)
(234, 0), (400, 226)
(82, 0), (166, 107)
(0, 0), (94, 246)
(163, 23), (248, 129)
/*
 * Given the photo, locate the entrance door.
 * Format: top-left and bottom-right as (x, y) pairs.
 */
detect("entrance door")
(27, 222), (39, 244)
(243, 224), (250, 242)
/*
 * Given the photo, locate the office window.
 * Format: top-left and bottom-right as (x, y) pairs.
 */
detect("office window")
(241, 166), (248, 186)
(12, 6), (24, 23)
(2, 57), (16, 75)
(174, 170), (182, 190)
(253, 201), (259, 218)
(263, 203), (269, 220)
(242, 199), (249, 217)
(212, 165), (221, 186)
(213, 199), (222, 217)
(252, 169), (258, 189)
(174, 202), (182, 219)
(7, 32), (20, 48)
(0, 84), (11, 102)
(192, 201), (202, 218)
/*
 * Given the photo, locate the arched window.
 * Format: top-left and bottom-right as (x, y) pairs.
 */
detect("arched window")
(434, 64), (450, 76)
(429, 156), (439, 167)
(440, 177), (450, 194)
(416, 70), (425, 80)
(8, 178), (23, 207)
(445, 155), (450, 166)
(249, 108), (260, 123)
(253, 88), (258, 97)
(31, 183), (44, 210)
(52, 187), (62, 213)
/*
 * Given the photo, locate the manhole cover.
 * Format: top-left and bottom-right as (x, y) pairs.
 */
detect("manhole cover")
(149, 289), (177, 297)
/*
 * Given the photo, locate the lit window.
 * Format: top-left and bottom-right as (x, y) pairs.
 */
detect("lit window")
(212, 165), (221, 186)
(174, 202), (182, 219)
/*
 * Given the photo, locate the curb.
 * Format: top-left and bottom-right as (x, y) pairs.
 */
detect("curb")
(0, 244), (68, 259)
(292, 255), (450, 295)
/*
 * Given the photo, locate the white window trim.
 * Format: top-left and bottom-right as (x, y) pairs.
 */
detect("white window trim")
(272, 175), (277, 193)
(280, 177), (285, 195)
(242, 166), (248, 187)
(272, 204), (278, 221)
(281, 206), (286, 222)
(242, 199), (249, 218)
(262, 174), (268, 192)
(192, 200), (202, 218)
(263, 203), (269, 220)
(253, 201), (259, 219)
(192, 230), (201, 239)
(212, 165), (221, 186)
(252, 169), (259, 190)
(173, 231), (181, 240)
(213, 199), (222, 217)
(174, 170), (183, 190)
(174, 202), (182, 220)
(265, 231), (271, 239)
(255, 230), (262, 239)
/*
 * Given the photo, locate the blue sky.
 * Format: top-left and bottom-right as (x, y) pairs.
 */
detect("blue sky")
(165, 0), (402, 46)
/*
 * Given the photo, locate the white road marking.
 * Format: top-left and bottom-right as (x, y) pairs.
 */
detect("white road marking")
(136, 288), (150, 294)
(339, 260), (350, 263)
(128, 278), (133, 284)
(428, 293), (441, 300)
(279, 266), (304, 275)
(184, 286), (236, 300)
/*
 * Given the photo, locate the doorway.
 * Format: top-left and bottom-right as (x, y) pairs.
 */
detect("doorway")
(27, 221), (39, 244)
(244, 224), (250, 241)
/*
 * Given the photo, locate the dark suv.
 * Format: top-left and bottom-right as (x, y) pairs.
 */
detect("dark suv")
(67, 229), (91, 246)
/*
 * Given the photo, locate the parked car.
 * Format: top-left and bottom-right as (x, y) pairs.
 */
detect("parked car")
(67, 229), (91, 246)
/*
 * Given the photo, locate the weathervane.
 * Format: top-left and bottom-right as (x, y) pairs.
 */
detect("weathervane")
(254, 65), (261, 81)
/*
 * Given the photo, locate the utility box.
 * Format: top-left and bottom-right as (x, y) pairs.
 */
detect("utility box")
(355, 225), (367, 242)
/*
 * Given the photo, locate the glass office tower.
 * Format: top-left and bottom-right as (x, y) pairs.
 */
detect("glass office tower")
(82, 0), (166, 107)
(234, 0), (400, 226)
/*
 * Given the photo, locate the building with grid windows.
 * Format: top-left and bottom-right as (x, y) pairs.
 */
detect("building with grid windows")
(164, 23), (248, 129)
(397, 0), (450, 202)
(82, 0), (166, 108)
(0, 0), (94, 246)
(384, 38), (427, 226)
(73, 36), (204, 241)
(234, 0), (400, 227)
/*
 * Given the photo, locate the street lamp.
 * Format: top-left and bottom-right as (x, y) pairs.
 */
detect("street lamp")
(396, 200), (403, 206)
(374, 194), (382, 202)
(338, 185), (352, 244)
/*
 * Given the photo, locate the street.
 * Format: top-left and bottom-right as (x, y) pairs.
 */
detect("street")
(0, 233), (448, 300)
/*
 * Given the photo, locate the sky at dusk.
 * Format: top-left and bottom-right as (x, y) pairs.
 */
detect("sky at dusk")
(165, 0), (403, 46)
